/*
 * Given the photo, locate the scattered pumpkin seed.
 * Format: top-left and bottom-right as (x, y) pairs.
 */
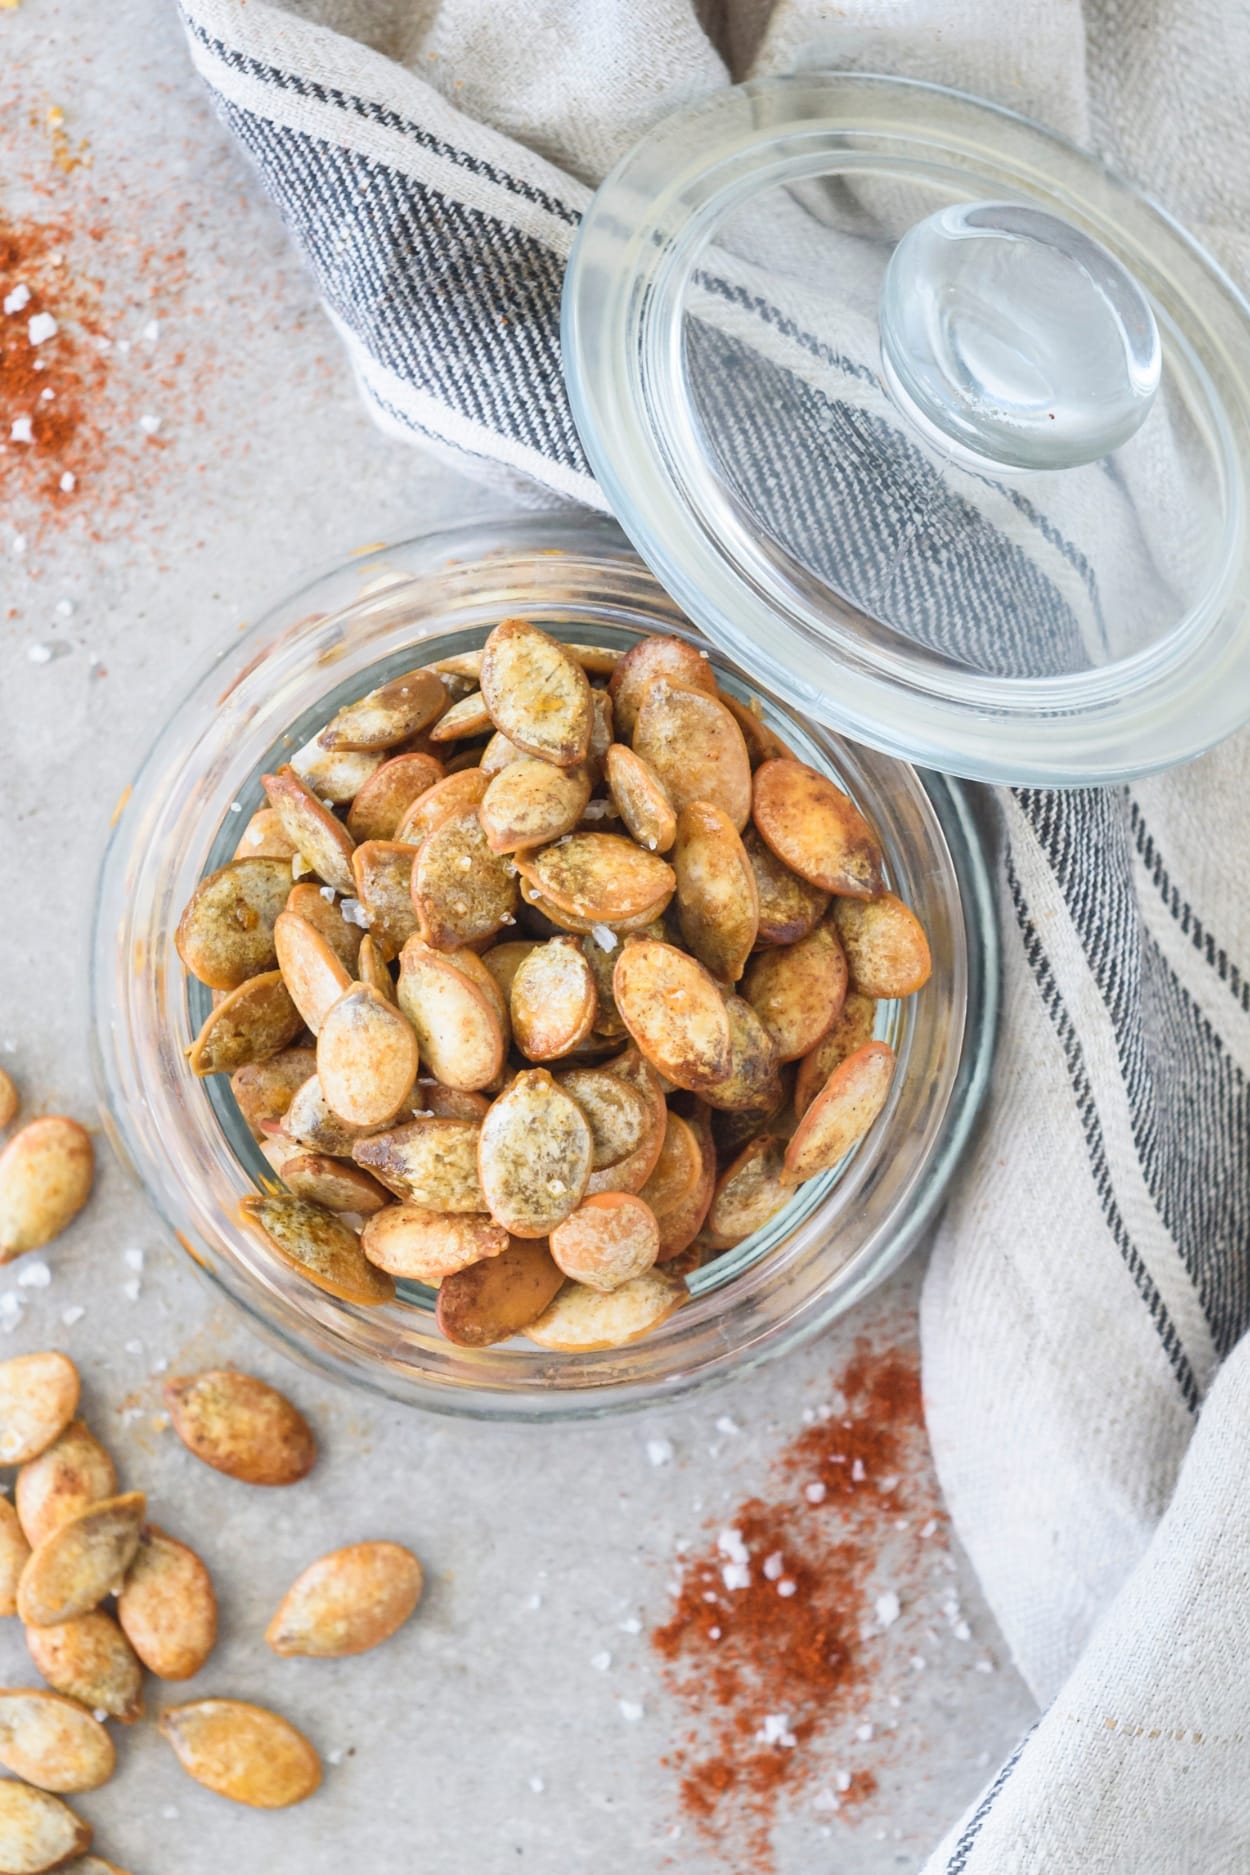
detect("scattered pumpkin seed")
(525, 1267), (686, 1351)
(352, 1119), (486, 1212)
(0, 1123), (93, 1262)
(0, 1504), (31, 1618)
(17, 1492), (146, 1628)
(0, 1692), (114, 1795)
(266, 1541), (422, 1657)
(477, 1070), (592, 1239)
(752, 758), (885, 899)
(188, 970), (302, 1077)
(158, 1699), (321, 1809)
(0, 1356), (80, 1467)
(436, 1239), (566, 1347)
(783, 1041), (896, 1183)
(116, 1525), (217, 1681)
(479, 618), (592, 767)
(174, 857), (293, 990)
(163, 1369), (316, 1486)
(240, 1194), (395, 1306)
(25, 1613), (143, 1724)
(0, 1779), (90, 1870)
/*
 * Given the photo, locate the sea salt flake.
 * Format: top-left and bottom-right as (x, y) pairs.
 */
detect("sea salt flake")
(16, 1261), (50, 1289)
(716, 1528), (748, 1566)
(762, 1551), (785, 1581)
(121, 1278), (142, 1302)
(10, 419), (34, 444)
(953, 1619), (972, 1642)
(55, 600), (74, 617)
(124, 1339), (143, 1355)
(618, 1701), (643, 1723)
(139, 412), (162, 435)
(318, 885), (336, 902)
(878, 1474), (900, 1492)
(646, 1437), (673, 1468)
(123, 1248), (145, 1272)
(835, 1769), (852, 1793)
(341, 898), (370, 928)
(975, 1659), (995, 1674)
(919, 1519), (938, 1539)
(804, 1481), (827, 1504)
(60, 1306), (85, 1327)
(59, 471), (75, 492)
(721, 1561), (751, 1592)
(851, 1458), (866, 1482)
(856, 1721), (875, 1742)
(708, 1626), (721, 1639)
(142, 318), (160, 344)
(910, 1654), (927, 1671)
(874, 1589), (901, 1628)
(813, 1789), (841, 1813)
(619, 1617), (642, 1635)
(526, 1592), (543, 1610)
(26, 644), (53, 664)
(28, 312), (57, 345)
(757, 1714), (797, 1748)
(714, 1414), (740, 1436)
(590, 1651), (612, 1672)
(4, 284), (31, 314)
(12, 536), (27, 556)
(326, 1748), (344, 1766)
(591, 923), (618, 952)
(528, 1775), (545, 1793)
(777, 1579), (797, 1598)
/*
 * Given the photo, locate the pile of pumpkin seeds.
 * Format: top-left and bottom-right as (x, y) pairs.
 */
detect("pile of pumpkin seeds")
(177, 620), (932, 1353)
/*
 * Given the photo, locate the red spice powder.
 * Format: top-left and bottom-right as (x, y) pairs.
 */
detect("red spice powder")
(652, 1342), (940, 1870)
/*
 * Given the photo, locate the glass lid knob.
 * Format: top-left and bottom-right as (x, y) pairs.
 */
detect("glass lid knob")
(879, 201), (1162, 472)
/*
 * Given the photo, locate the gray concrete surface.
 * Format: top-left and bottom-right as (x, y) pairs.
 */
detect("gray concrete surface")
(0, 4), (1036, 1868)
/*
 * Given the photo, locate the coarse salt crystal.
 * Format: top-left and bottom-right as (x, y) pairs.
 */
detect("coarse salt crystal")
(646, 1437), (673, 1467)
(777, 1579), (797, 1598)
(4, 284), (31, 314)
(874, 1589), (901, 1628)
(12, 536), (27, 556)
(139, 413), (162, 435)
(326, 1748), (344, 1766)
(143, 318), (160, 344)
(121, 1278), (142, 1302)
(123, 1248), (145, 1272)
(153, 1356), (168, 1373)
(721, 1561), (750, 1592)
(851, 1458), (866, 1482)
(526, 1592), (543, 1610)
(709, 1626), (721, 1639)
(0, 1294), (24, 1331)
(341, 899), (370, 928)
(835, 1769), (852, 1793)
(16, 1261), (50, 1289)
(920, 1518), (938, 1539)
(974, 1659), (995, 1674)
(28, 312), (57, 345)
(318, 885), (336, 902)
(757, 1714), (796, 1748)
(160, 1805), (179, 1821)
(910, 1654), (927, 1671)
(590, 923), (618, 952)
(762, 1551), (785, 1581)
(59, 472), (75, 492)
(619, 1701), (643, 1723)
(716, 1528), (749, 1566)
(27, 644), (53, 665)
(856, 1721), (874, 1742)
(60, 1306), (85, 1327)
(715, 1414), (740, 1435)
(804, 1481), (827, 1505)
(590, 1651), (612, 1672)
(545, 1178), (566, 1197)
(10, 419), (34, 444)
(813, 1789), (840, 1813)
(619, 1617), (642, 1634)
(124, 1339), (143, 1355)
(55, 600), (74, 617)
(953, 1619), (972, 1641)
(40, 387), (54, 401)
(528, 1775), (545, 1794)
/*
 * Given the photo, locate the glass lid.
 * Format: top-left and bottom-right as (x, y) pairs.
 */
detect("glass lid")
(562, 73), (1250, 785)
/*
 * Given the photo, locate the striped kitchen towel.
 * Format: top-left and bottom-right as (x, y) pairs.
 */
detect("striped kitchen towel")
(177, 1), (1250, 1869)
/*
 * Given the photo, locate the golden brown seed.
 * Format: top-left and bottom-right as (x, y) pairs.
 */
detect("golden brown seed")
(411, 1081), (490, 1123)
(0, 1780), (91, 1870)
(557, 1068), (650, 1171)
(283, 1074), (387, 1158)
(240, 1194), (395, 1306)
(706, 1136), (791, 1249)
(352, 1119), (486, 1212)
(525, 1268), (685, 1351)
(426, 689), (492, 742)
(479, 618), (593, 768)
(350, 841), (419, 955)
(613, 940), (733, 1092)
(479, 758), (591, 855)
(700, 994), (783, 1114)
(262, 765), (357, 896)
(743, 824), (830, 947)
(187, 971), (302, 1077)
(318, 666), (447, 751)
(284, 883), (364, 973)
(743, 924), (849, 1063)
(163, 1370), (316, 1486)
(278, 1153), (389, 1215)
(830, 893), (932, 998)
(346, 751), (445, 843)
(394, 766), (489, 845)
(395, 941), (504, 1091)
(116, 1525), (217, 1681)
(632, 682), (753, 832)
(653, 1104), (716, 1262)
(174, 856), (293, 990)
(515, 834), (675, 926)
(583, 1049), (670, 1197)
(783, 1041), (896, 1183)
(477, 728), (524, 778)
(719, 692), (796, 767)
(604, 743), (677, 853)
(0, 1503), (31, 1617)
(511, 938), (598, 1061)
(0, 1123), (94, 1262)
(0, 1691), (114, 1794)
(673, 801), (759, 983)
(436, 1239), (566, 1347)
(316, 984), (419, 1129)
(356, 933), (396, 1002)
(793, 993), (878, 1119)
(516, 877), (671, 939)
(550, 1193), (660, 1292)
(477, 1070), (593, 1239)
(266, 1541), (422, 1658)
(25, 1613), (143, 1724)
(17, 1492), (146, 1628)
(413, 809), (519, 951)
(608, 634), (718, 741)
(290, 735), (383, 806)
(639, 1112), (703, 1218)
(158, 1699), (321, 1809)
(478, 939), (539, 1006)
(360, 1207), (509, 1282)
(0, 1069), (18, 1131)
(752, 759), (885, 899)
(0, 1356), (80, 1467)
(273, 910), (353, 1035)
(585, 687), (614, 784)
(232, 807), (299, 862)
(230, 1046), (318, 1142)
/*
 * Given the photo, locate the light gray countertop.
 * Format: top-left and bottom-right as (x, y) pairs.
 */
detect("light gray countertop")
(0, 4), (1035, 1868)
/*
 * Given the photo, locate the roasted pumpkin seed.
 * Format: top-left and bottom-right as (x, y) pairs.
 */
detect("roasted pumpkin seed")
(164, 1369), (316, 1486)
(230, 1046), (318, 1142)
(346, 751), (445, 843)
(831, 892), (932, 998)
(158, 1698), (321, 1809)
(550, 1193), (660, 1292)
(283, 1074), (387, 1158)
(793, 992), (878, 1119)
(356, 932), (396, 1001)
(515, 834), (674, 926)
(604, 743), (677, 853)
(316, 984), (419, 1128)
(0, 1503), (30, 1618)
(411, 1080), (490, 1123)
(17, 1491), (146, 1628)
(393, 766), (488, 844)
(608, 633), (717, 740)
(632, 682), (752, 831)
(516, 876), (670, 939)
(0, 1070), (17, 1132)
(0, 1123), (94, 1261)
(743, 924), (848, 1063)
(752, 759), (885, 899)
(436, 1239), (566, 1347)
(673, 800), (759, 982)
(783, 1041), (896, 1183)
(240, 1193), (395, 1306)
(477, 1070), (593, 1238)
(706, 1135), (790, 1249)
(352, 1118), (486, 1211)
(638, 1112), (702, 1218)
(116, 1525), (217, 1681)
(278, 1153), (389, 1214)
(479, 758), (590, 855)
(427, 688), (492, 742)
(290, 735), (383, 805)
(25, 1612), (143, 1724)
(360, 1206), (508, 1282)
(318, 666), (446, 751)
(267, 1541), (422, 1657)
(273, 910), (353, 1035)
(478, 939), (539, 1006)
(232, 808), (298, 862)
(557, 1068), (650, 1171)
(613, 940), (732, 1091)
(0, 1691), (114, 1794)
(284, 883), (364, 972)
(510, 938), (597, 1061)
(479, 619), (592, 767)
(700, 993), (783, 1114)
(743, 824), (830, 947)
(720, 692), (795, 767)
(396, 942), (504, 1091)
(174, 857), (292, 990)
(653, 1104), (716, 1262)
(0, 1356), (80, 1467)
(525, 1267), (685, 1351)
(0, 1780), (90, 1870)
(262, 765), (357, 896)
(349, 842), (419, 955)
(188, 970), (302, 1077)
(413, 809), (518, 950)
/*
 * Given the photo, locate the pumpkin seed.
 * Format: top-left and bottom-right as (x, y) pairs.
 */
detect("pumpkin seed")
(550, 1193), (660, 1293)
(479, 758), (590, 855)
(17, 1492), (146, 1628)
(240, 1193), (395, 1306)
(673, 801), (759, 983)
(719, 692), (796, 767)
(577, 932), (626, 1036)
(0, 1356), (80, 1467)
(346, 751), (445, 842)
(25, 1612), (143, 1724)
(318, 666), (446, 751)
(284, 883), (364, 972)
(230, 1046), (318, 1142)
(316, 984), (419, 1129)
(0, 1070), (15, 1133)
(174, 857), (292, 990)
(395, 942), (505, 1091)
(700, 993), (783, 1113)
(524, 1267), (685, 1351)
(743, 924), (849, 1062)
(793, 993), (878, 1119)
(411, 1081), (491, 1123)
(267, 1541), (422, 1657)
(613, 940), (732, 1091)
(0, 1123), (93, 1261)
(478, 939), (539, 1006)
(743, 824), (830, 947)
(831, 893), (932, 998)
(479, 618), (592, 768)
(653, 1104), (716, 1262)
(158, 1698), (321, 1808)
(188, 971), (302, 1077)
(273, 910), (353, 1035)
(706, 1136), (791, 1249)
(393, 767), (488, 844)
(710, 1070), (792, 1157)
(477, 728), (523, 778)
(289, 735), (383, 805)
(349, 842), (419, 955)
(751, 759), (885, 899)
(436, 1239), (565, 1347)
(352, 1119), (486, 1212)
(604, 743), (676, 853)
(413, 810), (518, 951)
(284, 1074), (387, 1158)
(515, 834), (674, 925)
(585, 1048), (669, 1195)
(262, 765), (357, 896)
(356, 932), (396, 1001)
(360, 1206), (508, 1282)
(232, 808), (298, 862)
(0, 1691), (114, 1794)
(427, 689), (492, 742)
(608, 634), (718, 741)
(116, 1525), (217, 1681)
(585, 688), (614, 785)
(477, 1070), (593, 1239)
(437, 643), (619, 682)
(516, 878), (670, 939)
(557, 1068), (650, 1170)
(0, 1504), (30, 1617)
(783, 1041), (896, 1183)
(0, 1780), (90, 1870)
(638, 1112), (702, 1218)
(510, 938), (597, 1061)
(164, 1370), (316, 1486)
(632, 682), (752, 831)
(278, 1153), (389, 1214)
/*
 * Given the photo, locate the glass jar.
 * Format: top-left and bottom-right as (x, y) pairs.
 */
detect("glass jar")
(91, 513), (995, 1418)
